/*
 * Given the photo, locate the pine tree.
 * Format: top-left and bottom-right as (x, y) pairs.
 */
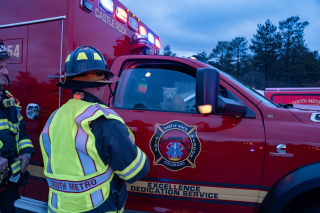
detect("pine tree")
(210, 41), (235, 74)
(230, 37), (248, 78)
(197, 51), (211, 61)
(162, 45), (176, 57)
(278, 16), (309, 86)
(250, 19), (281, 88)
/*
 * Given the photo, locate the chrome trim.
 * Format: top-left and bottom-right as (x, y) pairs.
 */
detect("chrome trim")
(133, 33), (148, 43)
(59, 19), (64, 108)
(15, 196), (48, 213)
(184, 93), (195, 102)
(128, 17), (138, 32)
(0, 16), (66, 28)
(310, 113), (320, 122)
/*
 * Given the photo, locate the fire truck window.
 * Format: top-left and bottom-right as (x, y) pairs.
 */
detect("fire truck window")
(220, 86), (243, 103)
(114, 68), (197, 113)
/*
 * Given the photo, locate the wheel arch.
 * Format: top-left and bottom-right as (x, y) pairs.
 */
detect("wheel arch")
(257, 162), (320, 213)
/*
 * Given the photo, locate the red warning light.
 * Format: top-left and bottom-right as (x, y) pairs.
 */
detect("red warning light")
(155, 39), (161, 49)
(139, 26), (147, 36)
(116, 7), (127, 23)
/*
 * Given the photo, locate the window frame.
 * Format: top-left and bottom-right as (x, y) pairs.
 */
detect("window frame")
(113, 59), (198, 113)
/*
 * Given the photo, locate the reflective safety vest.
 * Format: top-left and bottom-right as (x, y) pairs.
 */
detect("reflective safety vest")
(40, 99), (132, 212)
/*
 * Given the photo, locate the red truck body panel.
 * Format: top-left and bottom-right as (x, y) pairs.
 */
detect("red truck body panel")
(265, 88), (320, 106)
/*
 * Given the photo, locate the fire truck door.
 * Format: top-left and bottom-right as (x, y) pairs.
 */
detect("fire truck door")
(112, 60), (265, 213)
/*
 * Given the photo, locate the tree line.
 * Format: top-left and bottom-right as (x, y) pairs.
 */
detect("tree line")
(163, 16), (320, 89)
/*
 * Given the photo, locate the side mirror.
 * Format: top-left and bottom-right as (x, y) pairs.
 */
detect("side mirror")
(196, 68), (247, 117)
(196, 68), (220, 114)
(217, 96), (247, 117)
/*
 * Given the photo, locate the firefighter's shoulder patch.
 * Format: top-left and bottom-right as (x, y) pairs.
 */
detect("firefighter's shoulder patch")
(5, 90), (21, 109)
(150, 120), (201, 171)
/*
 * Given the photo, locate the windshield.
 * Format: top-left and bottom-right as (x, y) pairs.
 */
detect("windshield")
(219, 71), (277, 107)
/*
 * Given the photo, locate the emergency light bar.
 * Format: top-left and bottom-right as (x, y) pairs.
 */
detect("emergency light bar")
(116, 7), (127, 23)
(99, 0), (113, 13)
(148, 33), (155, 44)
(148, 33), (154, 44)
(133, 33), (148, 43)
(139, 26), (147, 36)
(128, 17), (138, 32)
(155, 39), (161, 49)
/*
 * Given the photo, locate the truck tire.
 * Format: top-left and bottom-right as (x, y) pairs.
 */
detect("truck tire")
(289, 203), (320, 213)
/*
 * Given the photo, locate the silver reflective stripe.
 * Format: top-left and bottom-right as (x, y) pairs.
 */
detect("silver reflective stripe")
(0, 121), (8, 127)
(42, 110), (58, 174)
(11, 162), (21, 172)
(90, 189), (104, 207)
(8, 123), (17, 131)
(94, 104), (119, 116)
(18, 141), (32, 148)
(51, 192), (58, 209)
(46, 167), (113, 193)
(75, 106), (99, 175)
(118, 149), (144, 179)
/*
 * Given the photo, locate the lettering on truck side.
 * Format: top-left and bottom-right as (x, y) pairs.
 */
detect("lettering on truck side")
(127, 181), (268, 203)
(95, 8), (127, 35)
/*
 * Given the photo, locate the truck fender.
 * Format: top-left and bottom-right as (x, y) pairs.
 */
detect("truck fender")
(257, 162), (320, 213)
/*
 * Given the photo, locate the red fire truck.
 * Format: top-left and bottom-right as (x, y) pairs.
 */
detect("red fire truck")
(263, 88), (320, 106)
(2, 1), (320, 213)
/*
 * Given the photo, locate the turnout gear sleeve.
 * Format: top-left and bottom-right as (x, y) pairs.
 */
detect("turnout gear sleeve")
(17, 115), (34, 156)
(91, 117), (150, 184)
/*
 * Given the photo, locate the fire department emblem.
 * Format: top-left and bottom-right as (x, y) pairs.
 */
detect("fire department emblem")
(150, 120), (201, 171)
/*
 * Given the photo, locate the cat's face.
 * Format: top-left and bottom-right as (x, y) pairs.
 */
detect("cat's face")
(163, 87), (177, 100)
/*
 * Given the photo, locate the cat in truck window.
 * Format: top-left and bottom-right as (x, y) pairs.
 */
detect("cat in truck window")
(163, 87), (185, 111)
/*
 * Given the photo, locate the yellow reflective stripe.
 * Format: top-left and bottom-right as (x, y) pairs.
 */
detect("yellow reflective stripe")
(77, 52), (88, 60)
(19, 144), (34, 149)
(0, 124), (9, 130)
(115, 147), (146, 180)
(93, 53), (102, 60)
(8, 121), (18, 133)
(125, 151), (146, 180)
(17, 139), (32, 147)
(0, 119), (18, 132)
(65, 54), (70, 63)
(18, 113), (23, 121)
(0, 140), (2, 149)
(11, 160), (21, 174)
(115, 147), (141, 175)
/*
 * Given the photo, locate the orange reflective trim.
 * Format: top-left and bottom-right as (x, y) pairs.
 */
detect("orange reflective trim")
(73, 94), (82, 100)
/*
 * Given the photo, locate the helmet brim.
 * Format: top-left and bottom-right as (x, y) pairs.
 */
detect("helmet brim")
(56, 80), (112, 89)
(0, 54), (11, 60)
(48, 68), (114, 79)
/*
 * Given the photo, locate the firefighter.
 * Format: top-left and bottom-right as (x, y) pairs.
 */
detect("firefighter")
(40, 46), (149, 213)
(0, 39), (35, 212)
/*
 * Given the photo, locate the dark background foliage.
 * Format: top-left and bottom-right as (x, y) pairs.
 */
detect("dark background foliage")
(163, 16), (320, 90)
